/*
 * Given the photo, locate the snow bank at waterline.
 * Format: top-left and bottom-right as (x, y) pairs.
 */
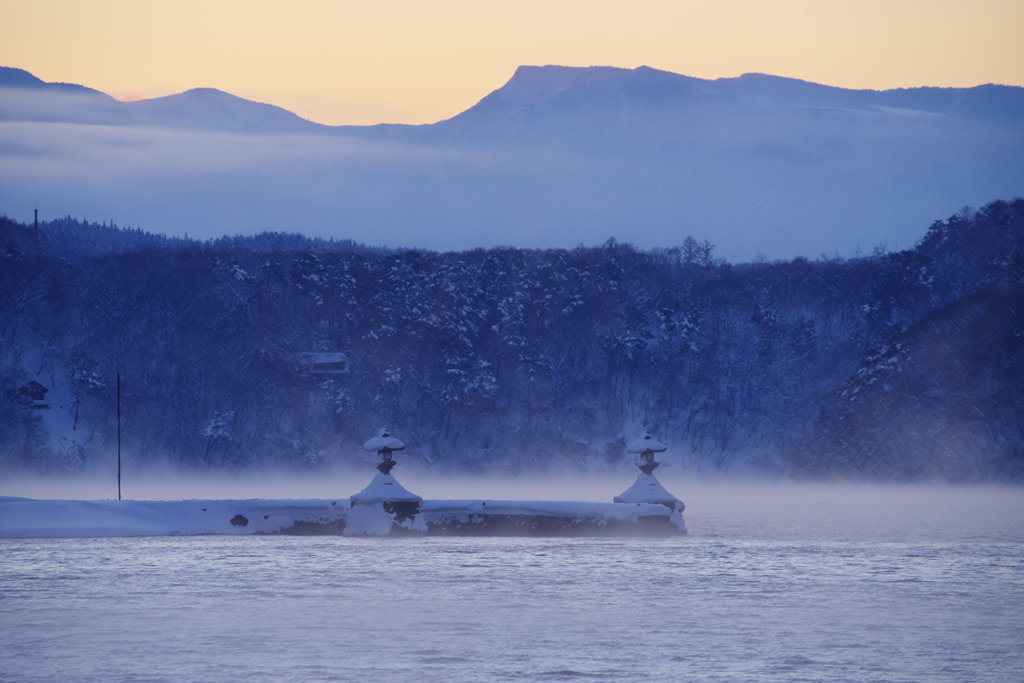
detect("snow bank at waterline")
(0, 496), (684, 538)
(0, 496), (348, 537)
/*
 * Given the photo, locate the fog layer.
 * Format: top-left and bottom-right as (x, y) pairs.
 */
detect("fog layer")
(3, 68), (1023, 261)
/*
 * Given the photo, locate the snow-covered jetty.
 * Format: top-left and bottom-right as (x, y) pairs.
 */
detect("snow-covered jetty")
(0, 432), (686, 538)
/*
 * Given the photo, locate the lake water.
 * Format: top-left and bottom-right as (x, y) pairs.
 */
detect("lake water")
(2, 484), (1023, 682)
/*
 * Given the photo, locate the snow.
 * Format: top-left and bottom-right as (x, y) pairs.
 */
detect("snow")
(0, 496), (348, 538)
(626, 435), (668, 453)
(669, 505), (687, 533)
(349, 473), (422, 504)
(362, 428), (405, 452)
(0, 495), (684, 537)
(362, 436), (405, 451)
(18, 350), (83, 465)
(613, 472), (683, 507)
(342, 502), (395, 536)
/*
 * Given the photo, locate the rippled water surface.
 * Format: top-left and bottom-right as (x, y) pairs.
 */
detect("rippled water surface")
(2, 484), (1023, 682)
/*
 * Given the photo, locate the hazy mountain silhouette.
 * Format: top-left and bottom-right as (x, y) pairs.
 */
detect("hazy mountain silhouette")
(0, 67), (321, 133)
(0, 66), (113, 98)
(124, 87), (322, 133)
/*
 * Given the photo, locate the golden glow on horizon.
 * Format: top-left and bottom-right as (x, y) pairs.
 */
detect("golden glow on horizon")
(3, 0), (1023, 126)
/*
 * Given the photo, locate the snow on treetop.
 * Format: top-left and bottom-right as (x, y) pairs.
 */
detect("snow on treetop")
(627, 434), (667, 453)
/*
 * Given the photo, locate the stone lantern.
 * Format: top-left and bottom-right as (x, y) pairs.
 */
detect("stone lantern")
(613, 433), (684, 511)
(348, 428), (422, 521)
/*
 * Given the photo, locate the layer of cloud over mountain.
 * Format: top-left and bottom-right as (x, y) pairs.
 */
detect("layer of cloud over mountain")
(1, 65), (1022, 261)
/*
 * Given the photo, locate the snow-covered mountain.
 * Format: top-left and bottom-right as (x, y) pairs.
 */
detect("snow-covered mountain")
(1, 65), (1022, 260)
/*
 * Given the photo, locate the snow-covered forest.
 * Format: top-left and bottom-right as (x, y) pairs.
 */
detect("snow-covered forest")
(2, 199), (1022, 481)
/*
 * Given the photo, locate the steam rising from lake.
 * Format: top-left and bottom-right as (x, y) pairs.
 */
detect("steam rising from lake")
(2, 475), (1022, 681)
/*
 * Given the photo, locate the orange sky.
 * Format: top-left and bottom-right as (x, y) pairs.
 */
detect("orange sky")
(3, 0), (1023, 126)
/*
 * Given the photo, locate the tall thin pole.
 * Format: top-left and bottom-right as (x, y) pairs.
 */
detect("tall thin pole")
(117, 372), (122, 501)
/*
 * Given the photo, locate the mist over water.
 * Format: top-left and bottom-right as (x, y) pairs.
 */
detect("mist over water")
(5, 474), (1023, 542)
(2, 477), (1022, 681)
(5, 474), (1024, 553)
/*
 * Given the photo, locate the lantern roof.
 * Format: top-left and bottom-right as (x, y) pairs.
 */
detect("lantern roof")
(363, 427), (405, 452)
(626, 433), (667, 453)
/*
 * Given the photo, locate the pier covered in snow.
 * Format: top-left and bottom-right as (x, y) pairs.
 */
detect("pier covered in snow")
(1, 431), (686, 538)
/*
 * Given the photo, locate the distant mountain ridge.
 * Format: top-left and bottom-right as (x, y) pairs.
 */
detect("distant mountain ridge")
(0, 66), (320, 133)
(0, 66), (113, 98)
(427, 65), (1024, 141)
(1, 65), (1022, 261)
(124, 87), (321, 133)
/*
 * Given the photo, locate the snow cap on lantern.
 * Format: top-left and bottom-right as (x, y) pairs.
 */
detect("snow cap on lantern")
(626, 433), (667, 456)
(362, 427), (405, 475)
(627, 432), (667, 474)
(363, 427), (405, 455)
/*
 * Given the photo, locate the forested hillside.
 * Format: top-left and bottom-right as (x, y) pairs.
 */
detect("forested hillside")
(2, 200), (1021, 480)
